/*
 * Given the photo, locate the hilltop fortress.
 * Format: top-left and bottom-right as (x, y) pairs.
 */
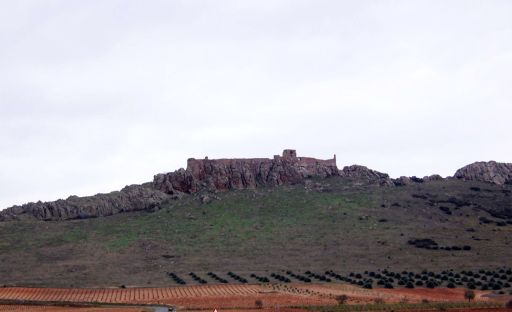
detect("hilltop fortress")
(0, 150), (339, 221)
(1, 149), (511, 221)
(153, 149), (339, 194)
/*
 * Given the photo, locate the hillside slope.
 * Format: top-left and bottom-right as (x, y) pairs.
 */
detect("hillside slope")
(0, 176), (511, 288)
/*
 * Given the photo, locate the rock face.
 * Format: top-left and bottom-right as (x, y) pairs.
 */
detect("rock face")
(339, 165), (393, 186)
(1, 150), (338, 221)
(3, 150), (508, 222)
(454, 161), (512, 185)
(153, 149), (339, 195)
(0, 185), (170, 221)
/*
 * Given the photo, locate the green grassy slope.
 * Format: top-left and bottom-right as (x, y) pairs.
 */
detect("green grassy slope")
(0, 177), (511, 287)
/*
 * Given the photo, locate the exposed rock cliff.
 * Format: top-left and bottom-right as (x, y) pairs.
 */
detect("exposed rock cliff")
(454, 161), (512, 185)
(0, 185), (170, 221)
(1, 150), (339, 221)
(3, 150), (509, 222)
(153, 149), (339, 194)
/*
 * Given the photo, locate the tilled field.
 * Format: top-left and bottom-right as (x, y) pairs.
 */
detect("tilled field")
(0, 284), (334, 309)
(0, 284), (507, 310)
(0, 284), (260, 304)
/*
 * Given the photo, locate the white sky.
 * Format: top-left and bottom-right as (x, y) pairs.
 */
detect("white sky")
(1, 1), (511, 209)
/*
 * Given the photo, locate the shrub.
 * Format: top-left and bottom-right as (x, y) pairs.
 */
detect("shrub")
(506, 299), (512, 308)
(335, 295), (349, 304)
(464, 290), (475, 302)
(439, 206), (452, 215)
(255, 299), (263, 309)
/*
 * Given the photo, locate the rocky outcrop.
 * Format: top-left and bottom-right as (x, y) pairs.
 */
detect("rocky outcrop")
(339, 165), (393, 186)
(0, 185), (170, 221)
(4, 150), (508, 222)
(454, 161), (512, 185)
(392, 174), (445, 186)
(392, 176), (413, 186)
(153, 149), (339, 194)
(1, 150), (338, 221)
(423, 174), (444, 182)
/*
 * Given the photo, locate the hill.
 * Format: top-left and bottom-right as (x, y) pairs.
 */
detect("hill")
(0, 150), (511, 288)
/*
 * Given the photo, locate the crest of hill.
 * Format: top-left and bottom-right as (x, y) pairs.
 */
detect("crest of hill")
(0, 150), (337, 221)
(1, 150), (510, 222)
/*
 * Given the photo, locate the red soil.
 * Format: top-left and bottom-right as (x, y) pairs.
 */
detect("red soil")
(0, 284), (334, 309)
(0, 284), (507, 310)
(0, 305), (146, 311)
(378, 288), (493, 302)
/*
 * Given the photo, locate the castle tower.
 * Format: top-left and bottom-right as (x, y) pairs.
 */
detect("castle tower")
(282, 149), (297, 159)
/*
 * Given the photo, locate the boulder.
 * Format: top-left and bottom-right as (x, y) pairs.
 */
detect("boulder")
(339, 165), (393, 186)
(454, 161), (512, 185)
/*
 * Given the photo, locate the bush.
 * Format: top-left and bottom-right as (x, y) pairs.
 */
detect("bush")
(255, 299), (263, 309)
(464, 290), (475, 302)
(506, 299), (512, 309)
(335, 295), (349, 304)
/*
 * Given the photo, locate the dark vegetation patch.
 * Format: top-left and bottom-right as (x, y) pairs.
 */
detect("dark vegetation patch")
(167, 272), (185, 285)
(479, 216), (512, 226)
(407, 238), (471, 251)
(407, 238), (438, 249)
(207, 272), (228, 283)
(439, 206), (452, 215)
(189, 272), (207, 284)
(285, 270), (311, 282)
(270, 273), (291, 283)
(412, 194), (428, 200)
(250, 273), (270, 283)
(227, 271), (248, 283)
(320, 267), (512, 291)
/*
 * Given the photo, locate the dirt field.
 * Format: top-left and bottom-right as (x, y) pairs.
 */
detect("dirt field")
(0, 305), (149, 311)
(0, 284), (508, 311)
(0, 284), (334, 309)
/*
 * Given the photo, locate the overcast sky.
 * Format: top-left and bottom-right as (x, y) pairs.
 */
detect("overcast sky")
(1, 1), (511, 209)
